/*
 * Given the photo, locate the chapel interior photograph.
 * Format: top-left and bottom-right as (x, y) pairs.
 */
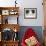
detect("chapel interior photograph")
(0, 0), (46, 46)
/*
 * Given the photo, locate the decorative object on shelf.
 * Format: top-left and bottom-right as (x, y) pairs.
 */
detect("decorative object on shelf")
(13, 28), (19, 40)
(24, 8), (37, 19)
(0, 7), (19, 16)
(13, 32), (18, 41)
(2, 10), (9, 15)
(1, 28), (13, 41)
(9, 10), (18, 15)
(15, 0), (17, 7)
(2, 16), (8, 24)
(5, 18), (8, 24)
(14, 28), (17, 32)
(1, 28), (19, 41)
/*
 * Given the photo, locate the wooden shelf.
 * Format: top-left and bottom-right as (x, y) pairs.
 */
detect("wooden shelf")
(0, 7), (20, 46)
(2, 40), (19, 42)
(0, 7), (19, 16)
(0, 40), (19, 46)
(0, 7), (19, 9)
(0, 24), (20, 32)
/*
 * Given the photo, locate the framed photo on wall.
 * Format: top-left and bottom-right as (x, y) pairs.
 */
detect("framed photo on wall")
(24, 8), (37, 19)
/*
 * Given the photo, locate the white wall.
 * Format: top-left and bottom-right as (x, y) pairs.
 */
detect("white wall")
(0, 0), (44, 26)
(19, 0), (44, 26)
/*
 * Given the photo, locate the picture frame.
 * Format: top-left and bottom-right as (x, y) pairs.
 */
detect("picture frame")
(24, 8), (37, 19)
(2, 10), (9, 15)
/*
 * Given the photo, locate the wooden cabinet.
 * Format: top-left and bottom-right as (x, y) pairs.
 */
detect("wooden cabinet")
(0, 41), (19, 46)
(43, 0), (46, 27)
(44, 28), (46, 46)
(0, 7), (20, 46)
(43, 0), (46, 46)
(2, 41), (19, 46)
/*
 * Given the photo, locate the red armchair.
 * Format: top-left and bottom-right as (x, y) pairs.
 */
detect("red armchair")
(21, 28), (41, 46)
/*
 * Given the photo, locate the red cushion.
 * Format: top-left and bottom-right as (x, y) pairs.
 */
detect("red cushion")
(21, 28), (41, 46)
